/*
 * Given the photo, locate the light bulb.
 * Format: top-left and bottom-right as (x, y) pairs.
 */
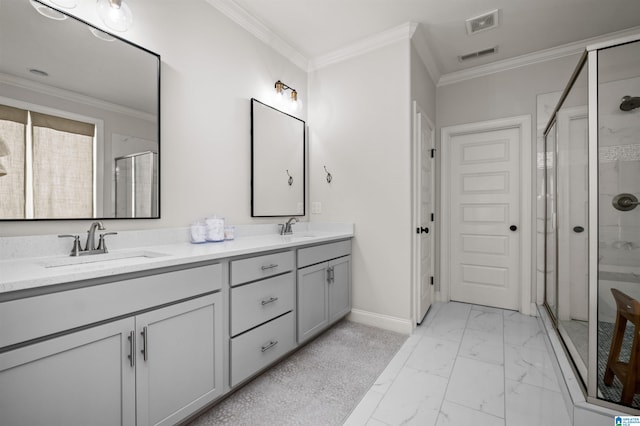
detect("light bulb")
(30, 0), (67, 20)
(97, 0), (133, 32)
(290, 92), (302, 112)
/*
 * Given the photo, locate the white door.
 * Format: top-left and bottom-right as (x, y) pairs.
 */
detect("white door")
(413, 104), (434, 324)
(448, 126), (523, 310)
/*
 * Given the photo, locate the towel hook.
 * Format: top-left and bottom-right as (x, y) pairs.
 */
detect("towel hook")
(286, 170), (293, 186)
(324, 166), (332, 183)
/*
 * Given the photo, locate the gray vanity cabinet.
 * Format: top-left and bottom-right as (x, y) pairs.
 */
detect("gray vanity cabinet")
(229, 251), (296, 387)
(135, 293), (223, 426)
(297, 240), (352, 344)
(0, 317), (136, 426)
(0, 263), (224, 426)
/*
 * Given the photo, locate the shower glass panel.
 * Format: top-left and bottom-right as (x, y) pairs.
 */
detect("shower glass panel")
(545, 120), (558, 321)
(596, 40), (640, 409)
(115, 151), (158, 218)
(544, 33), (640, 413)
(544, 57), (590, 383)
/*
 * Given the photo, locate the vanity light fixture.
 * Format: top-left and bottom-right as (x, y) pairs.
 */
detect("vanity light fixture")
(274, 80), (302, 112)
(97, 0), (133, 32)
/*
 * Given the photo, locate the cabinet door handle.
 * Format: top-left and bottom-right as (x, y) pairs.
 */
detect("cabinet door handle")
(141, 326), (148, 361)
(261, 264), (278, 271)
(261, 340), (278, 352)
(327, 266), (334, 283)
(261, 296), (279, 306)
(128, 330), (135, 367)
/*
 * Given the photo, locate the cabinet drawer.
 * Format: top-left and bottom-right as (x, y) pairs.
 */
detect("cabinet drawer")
(230, 272), (294, 337)
(297, 240), (351, 268)
(0, 263), (223, 349)
(230, 312), (295, 387)
(230, 251), (294, 286)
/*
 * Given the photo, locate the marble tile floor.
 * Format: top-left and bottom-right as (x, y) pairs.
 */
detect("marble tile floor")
(344, 301), (571, 426)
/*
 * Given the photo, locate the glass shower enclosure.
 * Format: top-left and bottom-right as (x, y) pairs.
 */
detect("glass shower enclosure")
(115, 151), (158, 218)
(544, 33), (640, 412)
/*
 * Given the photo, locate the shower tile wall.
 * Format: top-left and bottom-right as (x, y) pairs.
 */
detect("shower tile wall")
(598, 76), (640, 260)
(598, 75), (640, 323)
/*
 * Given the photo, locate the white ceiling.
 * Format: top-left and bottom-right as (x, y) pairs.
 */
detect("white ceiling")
(213, 0), (640, 78)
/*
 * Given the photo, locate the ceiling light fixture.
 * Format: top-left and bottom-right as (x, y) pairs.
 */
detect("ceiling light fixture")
(274, 80), (302, 112)
(30, 0), (67, 20)
(89, 27), (116, 42)
(97, 0), (133, 32)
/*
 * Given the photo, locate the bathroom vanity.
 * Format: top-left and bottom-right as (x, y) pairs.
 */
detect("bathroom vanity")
(0, 224), (352, 426)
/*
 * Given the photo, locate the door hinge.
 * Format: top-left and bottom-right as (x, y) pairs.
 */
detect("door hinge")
(430, 276), (434, 286)
(430, 148), (436, 158)
(430, 213), (434, 222)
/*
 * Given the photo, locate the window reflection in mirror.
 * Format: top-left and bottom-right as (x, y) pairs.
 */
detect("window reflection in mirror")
(0, 0), (160, 220)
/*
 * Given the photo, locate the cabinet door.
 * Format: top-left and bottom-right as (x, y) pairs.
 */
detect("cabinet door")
(297, 262), (329, 343)
(0, 318), (136, 426)
(329, 255), (351, 323)
(135, 293), (223, 426)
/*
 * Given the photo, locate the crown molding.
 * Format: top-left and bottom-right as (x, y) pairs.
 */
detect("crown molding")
(438, 26), (640, 87)
(205, 0), (309, 71)
(0, 73), (156, 122)
(410, 24), (441, 85)
(308, 22), (418, 71)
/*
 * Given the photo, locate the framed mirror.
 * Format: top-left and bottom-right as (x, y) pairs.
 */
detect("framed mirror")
(0, 0), (160, 220)
(251, 99), (305, 217)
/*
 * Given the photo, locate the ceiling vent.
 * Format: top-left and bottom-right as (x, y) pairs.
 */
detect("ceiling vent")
(458, 46), (498, 62)
(465, 9), (500, 35)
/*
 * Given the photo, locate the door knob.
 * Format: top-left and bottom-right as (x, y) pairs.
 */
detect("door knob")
(509, 225), (518, 232)
(573, 226), (584, 233)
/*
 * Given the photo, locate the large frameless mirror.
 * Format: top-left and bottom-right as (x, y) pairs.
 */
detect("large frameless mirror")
(251, 98), (305, 217)
(0, 0), (160, 219)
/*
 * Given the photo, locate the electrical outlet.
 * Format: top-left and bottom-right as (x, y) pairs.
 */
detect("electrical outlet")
(311, 202), (322, 214)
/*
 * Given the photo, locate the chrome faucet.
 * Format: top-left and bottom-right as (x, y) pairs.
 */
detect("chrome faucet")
(280, 217), (298, 235)
(85, 221), (105, 251)
(59, 221), (117, 257)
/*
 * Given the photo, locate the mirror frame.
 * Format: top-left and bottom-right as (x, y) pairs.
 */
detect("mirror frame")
(250, 98), (305, 217)
(0, 0), (161, 221)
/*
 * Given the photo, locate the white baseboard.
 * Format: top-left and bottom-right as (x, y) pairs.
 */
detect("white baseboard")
(347, 309), (413, 335)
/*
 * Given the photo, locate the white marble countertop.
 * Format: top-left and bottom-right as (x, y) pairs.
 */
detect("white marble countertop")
(0, 223), (353, 296)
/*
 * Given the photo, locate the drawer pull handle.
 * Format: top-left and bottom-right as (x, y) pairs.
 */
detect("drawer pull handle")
(261, 340), (278, 352)
(261, 264), (278, 271)
(261, 296), (279, 306)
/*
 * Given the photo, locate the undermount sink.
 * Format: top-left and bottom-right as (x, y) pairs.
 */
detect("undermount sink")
(284, 233), (316, 239)
(44, 250), (168, 268)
